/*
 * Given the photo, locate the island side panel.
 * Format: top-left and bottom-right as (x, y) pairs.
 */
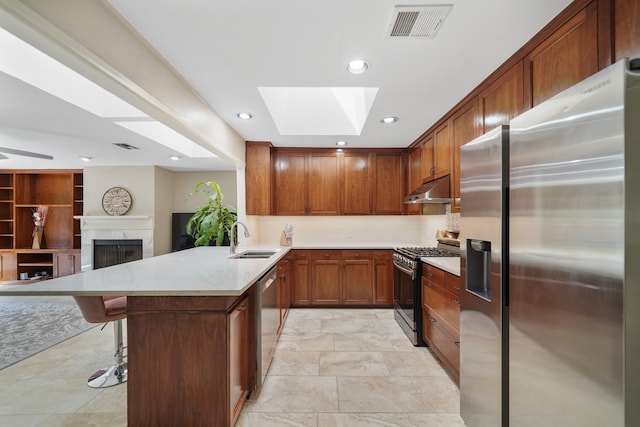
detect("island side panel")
(127, 295), (241, 427)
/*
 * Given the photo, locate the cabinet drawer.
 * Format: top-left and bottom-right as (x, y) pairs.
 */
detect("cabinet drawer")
(444, 272), (461, 297)
(372, 250), (391, 260)
(423, 279), (460, 333)
(422, 263), (445, 286)
(423, 309), (460, 379)
(310, 250), (342, 260)
(342, 250), (373, 260)
(292, 250), (311, 260)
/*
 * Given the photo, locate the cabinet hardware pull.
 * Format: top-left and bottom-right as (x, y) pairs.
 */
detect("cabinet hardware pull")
(324, 253), (330, 257)
(429, 317), (437, 322)
(454, 342), (460, 347)
(428, 272), (433, 277)
(454, 286), (460, 290)
(237, 304), (247, 312)
(427, 283), (433, 287)
(452, 299), (459, 304)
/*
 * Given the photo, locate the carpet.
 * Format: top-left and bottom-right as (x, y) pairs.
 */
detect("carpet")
(0, 298), (97, 370)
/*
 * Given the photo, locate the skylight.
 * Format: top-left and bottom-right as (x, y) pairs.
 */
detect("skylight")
(258, 87), (378, 135)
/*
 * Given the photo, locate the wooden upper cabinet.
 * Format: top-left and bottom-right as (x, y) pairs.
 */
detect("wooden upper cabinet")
(343, 152), (372, 215)
(614, 0), (640, 61)
(525, 3), (598, 107)
(451, 97), (482, 213)
(373, 153), (404, 215)
(407, 146), (422, 215)
(433, 121), (452, 179)
(481, 61), (524, 133)
(245, 142), (272, 215)
(307, 153), (341, 215)
(421, 134), (435, 181)
(273, 151), (306, 215)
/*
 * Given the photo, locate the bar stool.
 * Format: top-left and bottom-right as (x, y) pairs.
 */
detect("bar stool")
(73, 296), (128, 388)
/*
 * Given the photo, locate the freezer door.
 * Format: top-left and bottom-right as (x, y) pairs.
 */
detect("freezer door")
(459, 125), (508, 427)
(508, 60), (627, 426)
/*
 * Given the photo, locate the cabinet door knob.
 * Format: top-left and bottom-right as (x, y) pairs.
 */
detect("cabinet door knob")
(427, 272), (433, 278)
(454, 285), (461, 290)
(429, 317), (437, 323)
(452, 299), (460, 305)
(427, 283), (433, 288)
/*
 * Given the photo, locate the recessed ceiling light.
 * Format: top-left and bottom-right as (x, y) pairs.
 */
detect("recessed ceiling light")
(79, 156), (92, 162)
(336, 140), (347, 146)
(170, 155), (180, 161)
(236, 112), (253, 120)
(347, 59), (369, 75)
(381, 116), (399, 124)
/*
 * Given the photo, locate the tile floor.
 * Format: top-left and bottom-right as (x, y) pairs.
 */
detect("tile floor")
(0, 307), (466, 427)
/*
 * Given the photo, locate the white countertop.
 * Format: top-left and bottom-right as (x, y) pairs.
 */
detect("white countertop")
(421, 256), (461, 276)
(0, 246), (290, 297)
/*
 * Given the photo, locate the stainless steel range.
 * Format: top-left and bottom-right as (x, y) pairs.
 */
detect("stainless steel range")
(393, 243), (460, 346)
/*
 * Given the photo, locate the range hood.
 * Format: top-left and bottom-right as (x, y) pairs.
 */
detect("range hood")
(404, 175), (451, 204)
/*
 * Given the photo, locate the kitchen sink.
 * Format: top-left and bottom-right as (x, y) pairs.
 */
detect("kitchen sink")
(230, 250), (277, 259)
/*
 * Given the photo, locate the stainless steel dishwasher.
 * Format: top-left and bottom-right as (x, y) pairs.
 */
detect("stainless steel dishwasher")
(253, 266), (278, 396)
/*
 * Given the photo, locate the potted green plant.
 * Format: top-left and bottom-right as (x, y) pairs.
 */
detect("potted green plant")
(185, 181), (237, 246)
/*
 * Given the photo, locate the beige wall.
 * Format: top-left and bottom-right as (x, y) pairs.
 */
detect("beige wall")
(84, 166), (156, 216)
(153, 166), (175, 256)
(84, 166), (238, 255)
(172, 171), (238, 213)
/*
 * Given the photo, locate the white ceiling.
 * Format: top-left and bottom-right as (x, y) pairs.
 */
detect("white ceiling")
(0, 0), (572, 171)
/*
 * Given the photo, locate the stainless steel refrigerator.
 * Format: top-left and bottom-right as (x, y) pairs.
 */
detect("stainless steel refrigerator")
(460, 58), (640, 427)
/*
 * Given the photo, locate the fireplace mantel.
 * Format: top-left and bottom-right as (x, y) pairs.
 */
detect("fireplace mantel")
(76, 216), (154, 271)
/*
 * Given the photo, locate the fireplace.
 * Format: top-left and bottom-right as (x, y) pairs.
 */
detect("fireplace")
(76, 216), (154, 271)
(93, 239), (143, 269)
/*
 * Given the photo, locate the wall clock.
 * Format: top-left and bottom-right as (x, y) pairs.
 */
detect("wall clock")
(102, 187), (132, 216)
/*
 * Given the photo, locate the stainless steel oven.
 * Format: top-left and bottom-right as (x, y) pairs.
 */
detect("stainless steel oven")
(393, 246), (460, 346)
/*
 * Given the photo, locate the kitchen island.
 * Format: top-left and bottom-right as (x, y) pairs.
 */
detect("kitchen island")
(0, 246), (289, 427)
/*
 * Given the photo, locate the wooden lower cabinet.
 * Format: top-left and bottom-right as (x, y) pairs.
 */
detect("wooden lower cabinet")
(127, 293), (255, 427)
(343, 258), (374, 305)
(291, 249), (392, 307)
(0, 251), (17, 281)
(311, 251), (342, 305)
(422, 263), (461, 382)
(291, 251), (311, 306)
(277, 255), (292, 335)
(229, 297), (249, 424)
(53, 250), (81, 278)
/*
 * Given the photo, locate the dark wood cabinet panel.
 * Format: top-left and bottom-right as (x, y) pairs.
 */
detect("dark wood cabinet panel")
(229, 297), (249, 425)
(343, 259), (374, 305)
(374, 153), (404, 215)
(482, 61), (524, 132)
(407, 146), (422, 215)
(290, 249), (392, 307)
(433, 121), (452, 179)
(421, 134), (435, 181)
(128, 294), (254, 427)
(245, 142), (272, 215)
(343, 152), (372, 214)
(615, 0), (640, 61)
(53, 250), (80, 278)
(373, 250), (393, 305)
(292, 257), (311, 306)
(311, 259), (342, 305)
(273, 152), (306, 215)
(0, 251), (17, 281)
(308, 153), (341, 215)
(451, 98), (481, 213)
(525, 3), (599, 107)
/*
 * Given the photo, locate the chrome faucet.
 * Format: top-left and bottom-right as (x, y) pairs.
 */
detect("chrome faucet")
(230, 221), (250, 254)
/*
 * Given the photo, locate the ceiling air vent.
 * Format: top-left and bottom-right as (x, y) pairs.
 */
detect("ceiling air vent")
(113, 142), (139, 150)
(388, 5), (452, 38)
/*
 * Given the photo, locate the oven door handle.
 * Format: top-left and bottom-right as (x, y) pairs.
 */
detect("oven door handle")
(393, 260), (416, 281)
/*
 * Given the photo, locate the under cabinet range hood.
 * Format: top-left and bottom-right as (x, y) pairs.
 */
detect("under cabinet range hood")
(404, 175), (451, 203)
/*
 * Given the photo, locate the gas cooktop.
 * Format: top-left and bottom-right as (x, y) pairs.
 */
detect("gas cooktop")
(395, 246), (460, 259)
